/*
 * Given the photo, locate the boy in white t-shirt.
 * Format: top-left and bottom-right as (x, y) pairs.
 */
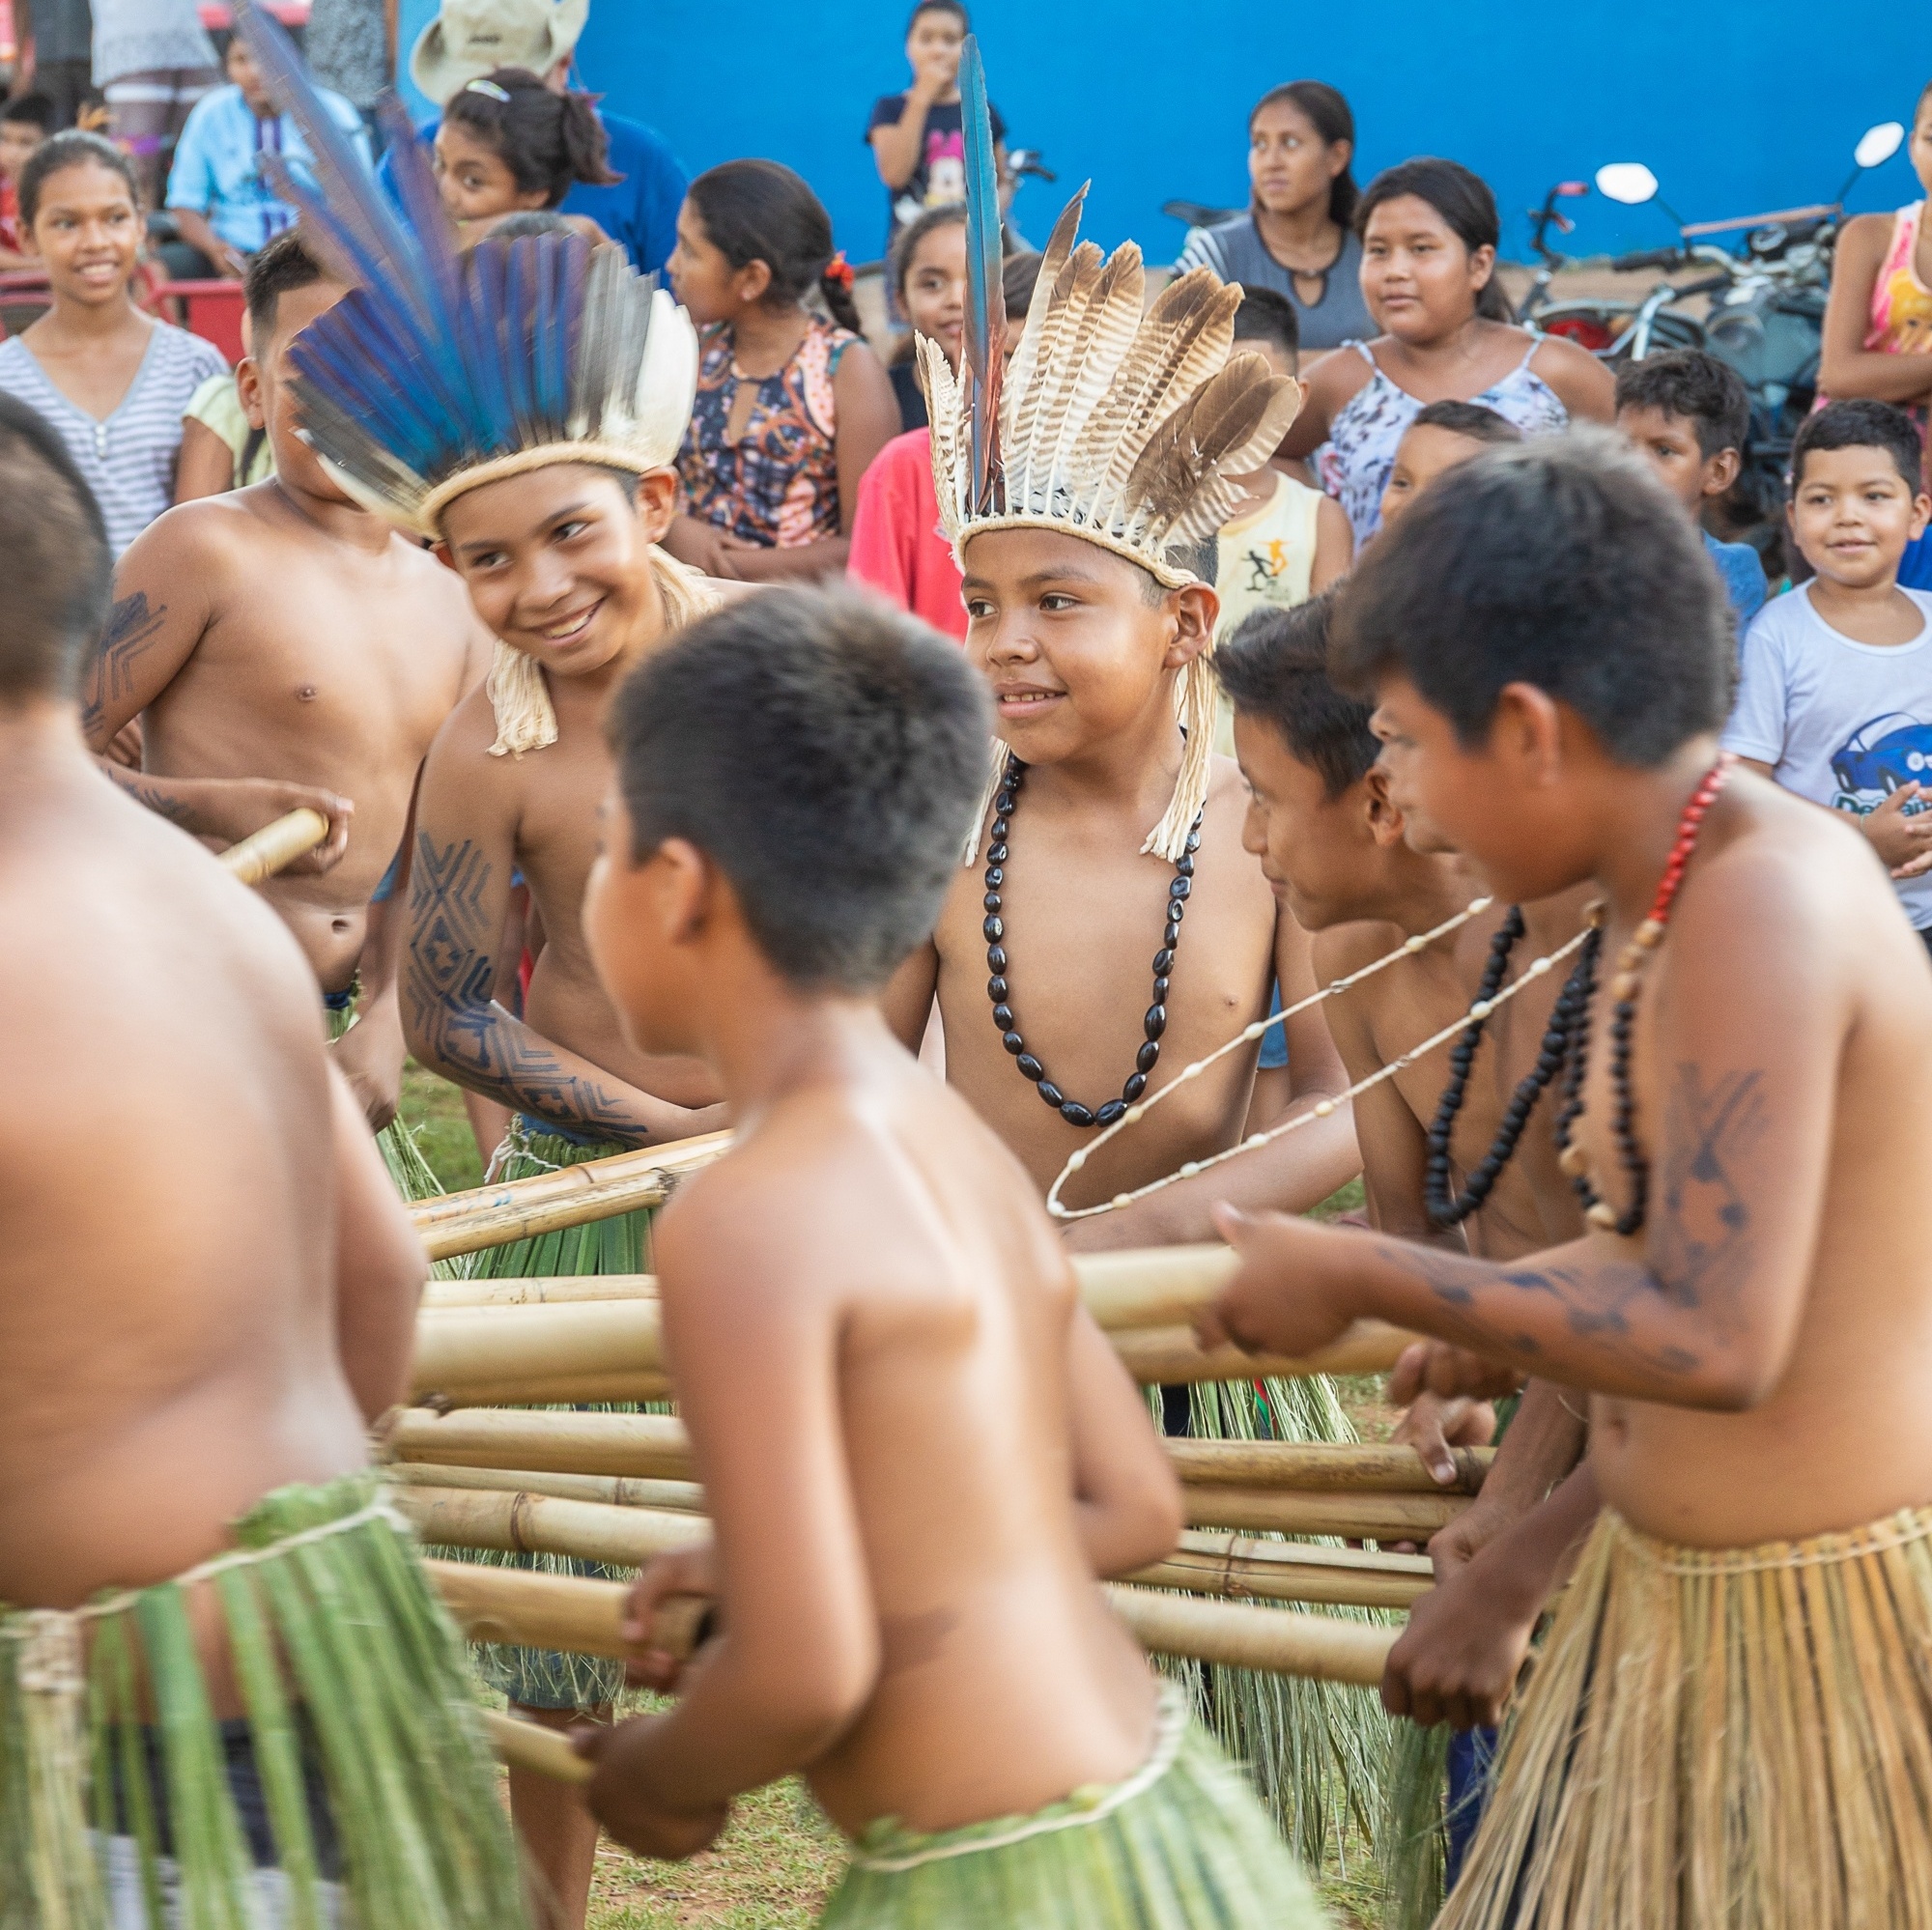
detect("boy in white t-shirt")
(1212, 289), (1353, 650)
(1725, 399), (1932, 945)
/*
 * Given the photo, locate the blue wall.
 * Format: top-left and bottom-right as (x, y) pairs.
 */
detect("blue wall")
(398, 2), (1929, 265)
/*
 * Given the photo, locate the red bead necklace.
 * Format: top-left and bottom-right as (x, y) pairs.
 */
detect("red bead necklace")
(1553, 753), (1736, 1235)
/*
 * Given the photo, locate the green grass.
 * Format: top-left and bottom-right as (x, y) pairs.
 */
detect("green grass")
(398, 1059), (488, 1193)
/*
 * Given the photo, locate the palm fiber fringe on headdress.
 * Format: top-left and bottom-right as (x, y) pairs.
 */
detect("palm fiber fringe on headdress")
(1438, 1503), (1932, 1930)
(925, 41), (1303, 864)
(233, 3), (702, 753)
(0, 1474), (526, 1929)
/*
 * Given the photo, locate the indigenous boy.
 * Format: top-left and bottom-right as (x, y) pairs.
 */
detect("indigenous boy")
(81, 231), (493, 1169)
(1725, 399), (1932, 948)
(575, 587), (1325, 1930)
(234, 21), (732, 1916)
(1615, 348), (1767, 622)
(0, 394), (524, 1925)
(1218, 596), (1590, 1880)
(1205, 429), (1932, 1926)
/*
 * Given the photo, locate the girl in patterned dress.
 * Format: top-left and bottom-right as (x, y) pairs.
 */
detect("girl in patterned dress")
(1282, 156), (1614, 547)
(668, 159), (899, 582)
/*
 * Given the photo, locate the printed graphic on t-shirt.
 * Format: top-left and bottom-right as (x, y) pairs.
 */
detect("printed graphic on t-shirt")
(1830, 711), (1932, 815)
(1241, 539), (1293, 596)
(923, 126), (966, 206)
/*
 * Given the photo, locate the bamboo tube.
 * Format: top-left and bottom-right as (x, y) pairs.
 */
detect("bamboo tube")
(386, 1410), (1480, 1499)
(422, 1274), (656, 1308)
(1182, 1487), (1463, 1539)
(217, 807), (329, 885)
(1128, 1533), (1434, 1611)
(397, 1485), (706, 1567)
(425, 1559), (1400, 1686)
(412, 1133), (732, 1262)
(422, 1374), (676, 1408)
(1110, 1320), (1414, 1384)
(390, 1462), (705, 1513)
(389, 1407), (694, 1479)
(409, 1294), (1417, 1400)
(1165, 1439), (1491, 1494)
(483, 1711), (592, 1786)
(1103, 1585), (1397, 1689)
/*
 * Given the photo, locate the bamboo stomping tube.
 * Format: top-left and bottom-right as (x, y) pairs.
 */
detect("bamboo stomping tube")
(483, 1711), (591, 1787)
(423, 1273), (656, 1308)
(410, 1290), (1416, 1399)
(217, 808), (330, 886)
(390, 1462), (706, 1512)
(412, 1132), (732, 1263)
(1182, 1487), (1464, 1540)
(426, 1559), (1400, 1689)
(405, 1483), (1435, 1612)
(384, 1408), (1483, 1497)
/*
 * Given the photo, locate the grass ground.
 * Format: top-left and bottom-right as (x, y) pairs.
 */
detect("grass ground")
(395, 1069), (1393, 1927)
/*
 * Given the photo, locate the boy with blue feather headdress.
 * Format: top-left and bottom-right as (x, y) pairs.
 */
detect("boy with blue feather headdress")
(209, 8), (732, 1918)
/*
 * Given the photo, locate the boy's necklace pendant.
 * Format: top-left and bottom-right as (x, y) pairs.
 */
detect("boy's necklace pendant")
(1554, 753), (1737, 1235)
(981, 752), (1204, 1131)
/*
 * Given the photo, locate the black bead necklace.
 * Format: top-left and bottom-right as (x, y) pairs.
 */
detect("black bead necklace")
(983, 753), (1205, 1130)
(1424, 907), (1595, 1230)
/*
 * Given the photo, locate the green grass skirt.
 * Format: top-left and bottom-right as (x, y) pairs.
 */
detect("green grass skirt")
(1155, 1377), (1394, 1879)
(0, 1471), (526, 1929)
(461, 1117), (660, 1713)
(820, 1685), (1325, 1928)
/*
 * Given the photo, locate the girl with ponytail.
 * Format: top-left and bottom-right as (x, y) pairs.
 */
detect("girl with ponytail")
(436, 67), (620, 241)
(667, 158), (898, 581)
(1283, 156), (1616, 546)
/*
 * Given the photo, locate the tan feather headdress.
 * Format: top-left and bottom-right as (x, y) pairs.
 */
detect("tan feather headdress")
(921, 179), (1304, 861)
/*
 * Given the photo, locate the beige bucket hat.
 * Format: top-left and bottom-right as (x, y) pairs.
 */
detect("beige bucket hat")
(410, 0), (592, 103)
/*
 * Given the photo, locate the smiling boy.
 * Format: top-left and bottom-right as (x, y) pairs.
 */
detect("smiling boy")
(84, 233), (492, 1148)
(1203, 429), (1932, 1926)
(1724, 399), (1932, 947)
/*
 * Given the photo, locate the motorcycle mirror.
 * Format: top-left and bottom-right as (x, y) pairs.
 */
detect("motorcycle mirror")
(1855, 122), (1905, 170)
(1595, 162), (1660, 206)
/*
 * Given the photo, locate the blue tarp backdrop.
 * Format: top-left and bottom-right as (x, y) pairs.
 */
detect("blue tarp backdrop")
(396, 1), (1929, 265)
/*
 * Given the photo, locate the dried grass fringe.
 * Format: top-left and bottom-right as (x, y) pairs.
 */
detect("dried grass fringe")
(1440, 1503), (1932, 1930)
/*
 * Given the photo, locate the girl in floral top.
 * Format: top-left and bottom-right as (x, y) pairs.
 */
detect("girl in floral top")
(668, 160), (898, 581)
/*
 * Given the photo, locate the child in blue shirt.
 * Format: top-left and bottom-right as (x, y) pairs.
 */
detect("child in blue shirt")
(1615, 350), (1767, 623)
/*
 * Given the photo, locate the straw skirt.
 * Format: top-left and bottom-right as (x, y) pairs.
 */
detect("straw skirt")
(1440, 1502), (1932, 1929)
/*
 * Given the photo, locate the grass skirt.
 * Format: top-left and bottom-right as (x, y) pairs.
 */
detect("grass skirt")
(819, 1685), (1325, 1928)
(462, 1118), (659, 1713)
(1157, 1377), (1393, 1874)
(1440, 1502), (1932, 1929)
(0, 1472), (525, 1929)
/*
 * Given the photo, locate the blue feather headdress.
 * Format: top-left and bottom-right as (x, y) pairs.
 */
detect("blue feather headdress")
(231, 1), (697, 542)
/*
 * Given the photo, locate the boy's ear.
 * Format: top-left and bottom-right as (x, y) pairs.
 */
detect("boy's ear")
(1163, 582), (1220, 667)
(236, 355), (267, 432)
(635, 468), (678, 545)
(1701, 447), (1742, 497)
(1489, 681), (1567, 784)
(1914, 491), (1932, 543)
(651, 837), (715, 946)
(1362, 763), (1409, 848)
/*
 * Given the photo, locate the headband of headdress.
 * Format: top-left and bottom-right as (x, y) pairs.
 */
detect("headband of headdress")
(924, 39), (1303, 862)
(232, 2), (707, 755)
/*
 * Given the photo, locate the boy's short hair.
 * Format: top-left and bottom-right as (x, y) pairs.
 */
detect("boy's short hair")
(1408, 399), (1522, 446)
(1, 94), (55, 132)
(1233, 288), (1298, 362)
(1613, 350), (1750, 460)
(1216, 595), (1378, 798)
(907, 0), (969, 27)
(609, 589), (993, 991)
(488, 210), (575, 242)
(1330, 429), (1731, 768)
(1791, 399), (1923, 494)
(0, 393), (112, 702)
(244, 230), (331, 343)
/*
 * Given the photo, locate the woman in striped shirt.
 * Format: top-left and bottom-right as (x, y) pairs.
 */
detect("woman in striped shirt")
(0, 132), (225, 555)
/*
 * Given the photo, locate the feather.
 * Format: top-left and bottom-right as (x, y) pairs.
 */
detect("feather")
(1037, 242), (1146, 515)
(959, 37), (1006, 514)
(998, 185), (1084, 454)
(1009, 241), (1105, 511)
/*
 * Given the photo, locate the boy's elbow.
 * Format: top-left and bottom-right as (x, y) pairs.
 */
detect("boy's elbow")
(741, 1640), (877, 1759)
(1101, 1464), (1186, 1577)
(1683, 1340), (1788, 1414)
